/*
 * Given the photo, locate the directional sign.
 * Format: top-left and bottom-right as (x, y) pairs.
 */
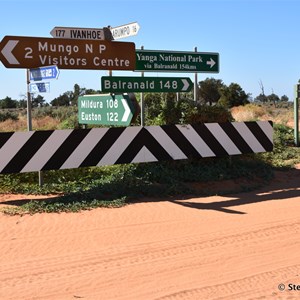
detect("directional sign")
(29, 65), (59, 81)
(29, 82), (50, 93)
(50, 26), (105, 40)
(0, 36), (136, 70)
(135, 49), (219, 73)
(110, 22), (140, 40)
(101, 76), (193, 93)
(78, 94), (135, 126)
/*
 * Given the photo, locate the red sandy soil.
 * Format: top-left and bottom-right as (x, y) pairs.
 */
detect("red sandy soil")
(0, 164), (300, 300)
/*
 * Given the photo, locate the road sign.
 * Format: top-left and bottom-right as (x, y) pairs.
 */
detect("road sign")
(135, 49), (219, 73)
(0, 36), (136, 70)
(29, 65), (59, 81)
(50, 26), (106, 40)
(101, 76), (193, 93)
(110, 22), (140, 40)
(78, 94), (135, 126)
(29, 82), (50, 93)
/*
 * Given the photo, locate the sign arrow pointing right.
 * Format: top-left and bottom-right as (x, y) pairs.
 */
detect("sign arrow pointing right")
(181, 79), (190, 91)
(206, 58), (216, 68)
(1, 40), (19, 65)
(121, 98), (131, 122)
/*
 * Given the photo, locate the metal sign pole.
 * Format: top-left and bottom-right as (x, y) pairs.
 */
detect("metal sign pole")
(140, 45), (145, 126)
(27, 69), (44, 186)
(295, 84), (299, 147)
(194, 46), (198, 101)
(26, 69), (32, 131)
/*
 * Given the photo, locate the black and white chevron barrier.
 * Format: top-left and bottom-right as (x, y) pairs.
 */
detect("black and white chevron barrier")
(0, 121), (273, 174)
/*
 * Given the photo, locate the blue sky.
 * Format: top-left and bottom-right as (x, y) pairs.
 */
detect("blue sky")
(0, 0), (299, 103)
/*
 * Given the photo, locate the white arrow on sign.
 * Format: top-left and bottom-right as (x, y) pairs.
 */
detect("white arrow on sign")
(1, 40), (19, 64)
(121, 98), (131, 122)
(181, 79), (190, 91)
(110, 22), (140, 40)
(206, 58), (216, 68)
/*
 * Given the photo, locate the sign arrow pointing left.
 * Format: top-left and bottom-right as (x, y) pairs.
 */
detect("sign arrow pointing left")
(1, 40), (19, 65)
(0, 35), (136, 70)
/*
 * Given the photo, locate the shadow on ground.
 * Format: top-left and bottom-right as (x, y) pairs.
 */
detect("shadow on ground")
(0, 168), (299, 215)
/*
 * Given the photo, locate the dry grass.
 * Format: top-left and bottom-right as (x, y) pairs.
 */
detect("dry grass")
(0, 115), (60, 132)
(231, 103), (299, 128)
(32, 116), (61, 131)
(0, 116), (27, 132)
(231, 104), (270, 122)
(0, 104), (298, 132)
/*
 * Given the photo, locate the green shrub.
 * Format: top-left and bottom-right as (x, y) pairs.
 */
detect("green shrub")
(0, 110), (19, 122)
(144, 94), (233, 125)
(31, 106), (77, 122)
(183, 103), (233, 123)
(57, 114), (80, 129)
(258, 124), (300, 167)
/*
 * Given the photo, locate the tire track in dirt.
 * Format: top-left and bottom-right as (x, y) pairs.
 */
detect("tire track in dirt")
(154, 264), (300, 300)
(1, 219), (300, 299)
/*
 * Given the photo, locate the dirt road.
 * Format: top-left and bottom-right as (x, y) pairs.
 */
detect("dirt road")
(1, 166), (300, 300)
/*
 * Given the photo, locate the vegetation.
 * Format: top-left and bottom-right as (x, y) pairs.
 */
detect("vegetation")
(0, 78), (299, 215)
(0, 77), (291, 109)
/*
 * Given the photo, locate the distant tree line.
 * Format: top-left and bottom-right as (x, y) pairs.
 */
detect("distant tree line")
(0, 78), (289, 109)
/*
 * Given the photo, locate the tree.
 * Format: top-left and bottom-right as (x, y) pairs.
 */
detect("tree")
(0, 96), (18, 109)
(82, 88), (101, 95)
(144, 93), (164, 121)
(258, 79), (265, 96)
(280, 95), (289, 102)
(69, 84), (85, 106)
(32, 94), (46, 107)
(50, 92), (71, 106)
(267, 93), (280, 106)
(254, 93), (268, 103)
(255, 79), (268, 103)
(18, 99), (27, 108)
(198, 78), (224, 105)
(218, 83), (250, 108)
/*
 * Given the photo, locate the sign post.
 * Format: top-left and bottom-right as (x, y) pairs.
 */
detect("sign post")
(110, 22), (140, 40)
(135, 49), (219, 73)
(78, 94), (136, 126)
(0, 36), (136, 70)
(295, 84), (300, 147)
(101, 76), (193, 93)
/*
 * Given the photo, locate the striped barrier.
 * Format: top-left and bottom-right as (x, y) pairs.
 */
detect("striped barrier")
(0, 121), (273, 174)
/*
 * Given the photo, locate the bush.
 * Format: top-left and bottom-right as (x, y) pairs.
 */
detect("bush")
(144, 94), (233, 125)
(183, 103), (233, 123)
(58, 114), (80, 129)
(0, 110), (19, 122)
(31, 106), (78, 122)
(258, 124), (300, 167)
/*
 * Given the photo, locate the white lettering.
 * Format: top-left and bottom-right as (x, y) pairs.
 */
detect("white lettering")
(99, 45), (106, 53)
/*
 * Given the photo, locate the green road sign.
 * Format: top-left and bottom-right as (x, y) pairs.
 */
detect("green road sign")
(101, 76), (193, 93)
(78, 94), (135, 126)
(135, 49), (219, 73)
